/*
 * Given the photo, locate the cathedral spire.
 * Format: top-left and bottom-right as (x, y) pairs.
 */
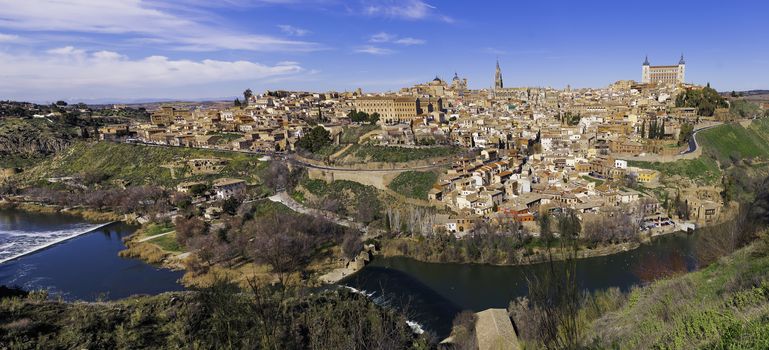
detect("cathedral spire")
(494, 59), (503, 90)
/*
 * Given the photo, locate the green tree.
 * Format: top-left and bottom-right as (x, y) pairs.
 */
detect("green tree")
(243, 89), (253, 105)
(296, 126), (332, 153)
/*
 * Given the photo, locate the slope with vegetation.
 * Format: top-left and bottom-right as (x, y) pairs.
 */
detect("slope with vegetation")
(387, 171), (439, 200)
(19, 141), (266, 188)
(0, 281), (428, 349)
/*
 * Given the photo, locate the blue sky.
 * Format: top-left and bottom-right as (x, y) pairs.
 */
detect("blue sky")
(0, 0), (767, 102)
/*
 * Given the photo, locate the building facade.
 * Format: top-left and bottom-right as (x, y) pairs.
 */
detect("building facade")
(352, 96), (420, 124)
(642, 55), (686, 84)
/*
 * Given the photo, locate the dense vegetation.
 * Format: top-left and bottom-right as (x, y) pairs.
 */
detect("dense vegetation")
(296, 126), (332, 153)
(675, 85), (728, 116)
(388, 171), (438, 200)
(347, 110), (380, 124)
(0, 282), (427, 349)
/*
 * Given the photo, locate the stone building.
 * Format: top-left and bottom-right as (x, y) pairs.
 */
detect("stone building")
(642, 55), (686, 84)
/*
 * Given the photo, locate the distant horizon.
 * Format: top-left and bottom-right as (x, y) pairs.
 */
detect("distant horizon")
(1, 0), (767, 101)
(15, 87), (769, 106)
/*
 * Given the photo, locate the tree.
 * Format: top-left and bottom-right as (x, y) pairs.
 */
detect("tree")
(675, 85), (727, 116)
(640, 120), (645, 138)
(296, 126), (331, 153)
(234, 98), (241, 107)
(222, 196), (242, 215)
(341, 230), (363, 260)
(175, 215), (208, 247)
(243, 89), (253, 105)
(247, 213), (314, 286)
(538, 212), (553, 242)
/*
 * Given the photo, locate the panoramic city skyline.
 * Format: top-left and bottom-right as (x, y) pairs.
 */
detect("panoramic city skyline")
(0, 0), (767, 102)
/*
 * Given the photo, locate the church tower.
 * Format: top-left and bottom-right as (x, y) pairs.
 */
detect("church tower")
(494, 60), (504, 90)
(641, 55), (650, 83)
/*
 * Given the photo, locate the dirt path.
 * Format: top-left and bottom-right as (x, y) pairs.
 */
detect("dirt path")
(138, 230), (174, 242)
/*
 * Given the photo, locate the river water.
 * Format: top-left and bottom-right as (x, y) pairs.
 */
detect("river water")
(0, 209), (184, 300)
(341, 232), (700, 337)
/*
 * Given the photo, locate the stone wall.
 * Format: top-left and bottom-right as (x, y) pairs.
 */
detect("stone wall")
(306, 167), (401, 190)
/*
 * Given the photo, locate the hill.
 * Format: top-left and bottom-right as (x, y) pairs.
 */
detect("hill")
(18, 141), (266, 188)
(586, 238), (769, 348)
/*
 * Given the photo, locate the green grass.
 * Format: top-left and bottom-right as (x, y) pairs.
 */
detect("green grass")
(628, 156), (721, 185)
(147, 232), (181, 252)
(387, 171), (438, 200)
(586, 241), (769, 349)
(346, 144), (461, 163)
(26, 141), (266, 188)
(250, 199), (291, 217)
(340, 124), (379, 144)
(628, 120), (769, 185)
(698, 120), (769, 163)
(141, 222), (174, 237)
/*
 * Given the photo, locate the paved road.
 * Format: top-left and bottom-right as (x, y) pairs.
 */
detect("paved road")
(681, 123), (722, 155)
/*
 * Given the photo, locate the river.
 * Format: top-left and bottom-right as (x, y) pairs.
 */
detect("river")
(0, 209), (184, 300)
(341, 232), (700, 338)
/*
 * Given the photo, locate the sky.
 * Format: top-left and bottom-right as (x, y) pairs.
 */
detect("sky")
(0, 0), (767, 102)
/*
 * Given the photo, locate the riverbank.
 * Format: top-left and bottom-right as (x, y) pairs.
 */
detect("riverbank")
(377, 236), (656, 268)
(0, 199), (125, 223)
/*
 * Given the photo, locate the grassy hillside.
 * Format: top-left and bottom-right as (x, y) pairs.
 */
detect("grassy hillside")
(698, 119), (769, 164)
(628, 157), (721, 185)
(629, 118), (769, 185)
(388, 171), (438, 200)
(586, 239), (769, 349)
(21, 141), (265, 188)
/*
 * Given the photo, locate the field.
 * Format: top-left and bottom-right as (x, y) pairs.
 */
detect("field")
(23, 141), (266, 188)
(387, 171), (438, 200)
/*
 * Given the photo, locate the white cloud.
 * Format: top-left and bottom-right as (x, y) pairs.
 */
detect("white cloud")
(362, 0), (453, 22)
(0, 0), (321, 52)
(277, 24), (310, 36)
(0, 33), (20, 42)
(0, 46), (304, 99)
(368, 32), (425, 45)
(354, 45), (394, 55)
(393, 37), (424, 45)
(370, 32), (396, 43)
